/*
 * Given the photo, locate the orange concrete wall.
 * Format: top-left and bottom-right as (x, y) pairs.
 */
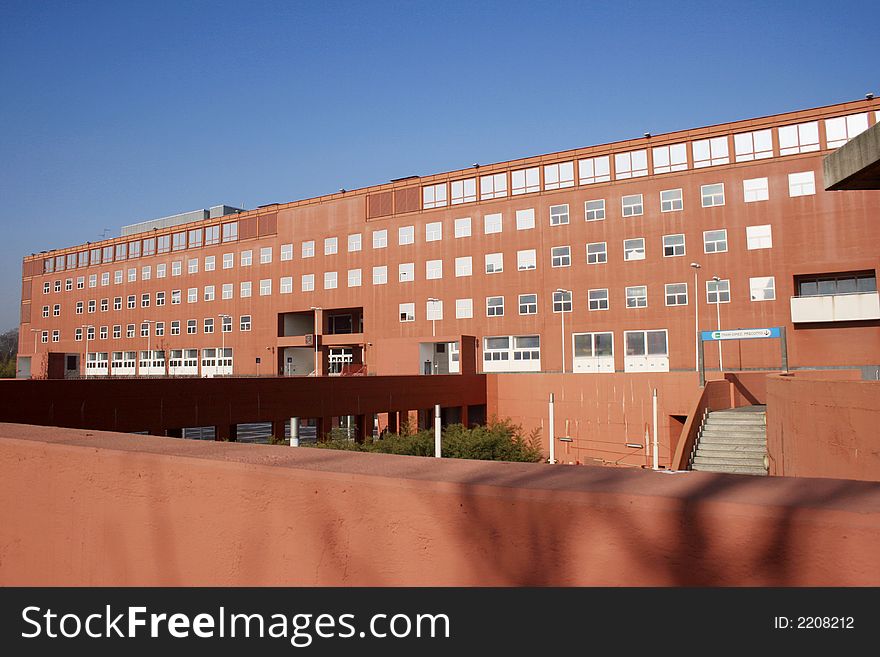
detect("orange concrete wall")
(488, 372), (702, 467)
(767, 374), (880, 481)
(2, 424), (879, 586)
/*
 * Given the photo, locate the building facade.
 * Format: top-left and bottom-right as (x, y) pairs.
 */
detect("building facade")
(18, 99), (880, 385)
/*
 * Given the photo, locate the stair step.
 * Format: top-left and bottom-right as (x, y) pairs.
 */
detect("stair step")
(698, 436), (766, 446)
(701, 427), (766, 435)
(696, 442), (766, 453)
(704, 418), (766, 426)
(691, 463), (768, 475)
(693, 454), (765, 466)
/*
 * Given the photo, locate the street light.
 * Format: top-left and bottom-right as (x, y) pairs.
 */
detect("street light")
(690, 262), (701, 372)
(29, 328), (40, 378)
(80, 324), (94, 377)
(427, 298), (440, 337)
(712, 276), (723, 372)
(142, 319), (155, 375)
(218, 314), (232, 373)
(310, 306), (322, 376)
(555, 288), (571, 374)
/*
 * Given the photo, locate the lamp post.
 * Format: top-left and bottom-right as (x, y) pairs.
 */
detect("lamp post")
(142, 319), (155, 375)
(427, 298), (439, 338)
(29, 328), (39, 378)
(81, 325), (93, 377)
(310, 306), (322, 376)
(690, 262), (701, 372)
(218, 314), (232, 373)
(712, 276), (723, 372)
(555, 288), (571, 374)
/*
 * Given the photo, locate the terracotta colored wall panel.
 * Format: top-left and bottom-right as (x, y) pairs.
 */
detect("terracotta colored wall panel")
(2, 424), (878, 586)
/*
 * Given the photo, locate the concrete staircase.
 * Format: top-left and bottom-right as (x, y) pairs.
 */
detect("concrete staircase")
(690, 406), (768, 476)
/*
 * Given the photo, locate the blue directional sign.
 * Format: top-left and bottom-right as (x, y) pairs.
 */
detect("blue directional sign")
(701, 327), (781, 341)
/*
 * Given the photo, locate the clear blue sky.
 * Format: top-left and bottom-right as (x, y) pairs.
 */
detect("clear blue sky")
(0, 0), (876, 331)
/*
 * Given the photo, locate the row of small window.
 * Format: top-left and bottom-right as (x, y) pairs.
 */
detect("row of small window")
(420, 112), (873, 209)
(43, 222), (240, 274)
(395, 277), (773, 323)
(84, 348), (233, 370)
(63, 316), (253, 343)
(482, 330), (669, 360)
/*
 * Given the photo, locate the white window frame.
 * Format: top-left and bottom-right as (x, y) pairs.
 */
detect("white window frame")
(515, 208), (535, 231)
(323, 238), (337, 256)
(399, 302), (415, 322)
(621, 194), (643, 217)
(706, 278), (731, 304)
(347, 235), (361, 253)
(399, 262), (415, 282)
(703, 229), (728, 254)
(692, 137), (730, 168)
(743, 177), (769, 203)
(746, 224), (773, 250)
(587, 242), (607, 265)
(551, 246), (571, 268)
(652, 143), (688, 174)
(662, 234), (686, 257)
(734, 129), (773, 162)
(301, 274), (315, 292)
(486, 296), (504, 317)
(543, 162), (574, 190)
(398, 226), (414, 245)
(624, 237), (646, 261)
(588, 288), (609, 311)
(578, 155), (611, 185)
(549, 204), (569, 226)
(585, 199), (605, 221)
(425, 221), (442, 242)
(788, 171), (816, 197)
(372, 266), (387, 285)
(701, 183), (725, 207)
(511, 167), (540, 194)
(455, 298), (473, 319)
(423, 183), (447, 209)
(625, 285), (648, 308)
(455, 256), (472, 277)
(323, 272), (337, 290)
(347, 269), (362, 287)
(517, 249), (536, 271)
(660, 188), (683, 212)
(778, 121), (820, 155)
(485, 253), (503, 274)
(749, 276), (776, 302)
(372, 230), (387, 249)
(480, 173), (507, 200)
(614, 149), (648, 179)
(484, 213), (502, 234)
(450, 178), (476, 205)
(665, 283), (688, 306)
(426, 259), (443, 280)
(518, 293), (538, 315)
(454, 217), (471, 238)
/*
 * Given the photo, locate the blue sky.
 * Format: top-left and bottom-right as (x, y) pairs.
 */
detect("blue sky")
(0, 0), (876, 331)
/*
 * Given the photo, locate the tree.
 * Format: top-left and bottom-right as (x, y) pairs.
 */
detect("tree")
(0, 328), (18, 378)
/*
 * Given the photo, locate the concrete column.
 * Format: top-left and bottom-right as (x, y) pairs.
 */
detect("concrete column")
(355, 414), (369, 444)
(271, 420), (286, 444)
(290, 417), (300, 447)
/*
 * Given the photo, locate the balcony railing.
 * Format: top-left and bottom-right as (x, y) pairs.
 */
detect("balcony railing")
(790, 291), (880, 323)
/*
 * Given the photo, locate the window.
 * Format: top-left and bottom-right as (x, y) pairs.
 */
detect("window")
(734, 129), (773, 161)
(455, 298), (473, 319)
(127, 268), (136, 283)
(573, 332), (614, 363)
(707, 278), (731, 303)
(76, 301), (83, 315)
(517, 249), (536, 271)
(425, 260), (443, 280)
(624, 238), (646, 261)
(454, 217), (471, 238)
(324, 238), (337, 255)
(237, 250), (251, 267)
(323, 272), (336, 290)
(187, 287), (197, 303)
(141, 294), (149, 308)
(204, 256), (215, 271)
(518, 294), (537, 315)
(778, 121), (819, 155)
(423, 183), (447, 209)
(425, 221), (442, 242)
(171, 321), (180, 336)
(486, 296), (504, 317)
(157, 235), (171, 254)
(42, 305), (49, 318)
(483, 336), (510, 363)
(484, 213), (502, 234)
(825, 113), (869, 148)
(665, 283), (688, 306)
(652, 143), (687, 174)
(426, 299), (443, 321)
(240, 315), (251, 331)
(450, 178), (476, 204)
(749, 276), (776, 301)
(188, 229), (202, 249)
(480, 173), (507, 199)
(156, 291), (165, 307)
(188, 258), (198, 274)
(261, 246), (273, 263)
(281, 243), (293, 260)
(544, 162), (574, 189)
(172, 231), (186, 251)
(171, 290), (181, 305)
(347, 269), (362, 287)
(552, 290), (572, 313)
(796, 272), (876, 296)
(156, 264), (167, 279)
(88, 299), (97, 313)
(53, 303), (61, 316)
(621, 194), (643, 217)
(280, 276), (293, 294)
(372, 230), (387, 249)
(77, 276), (85, 289)
(398, 226), (414, 245)
(155, 322), (164, 337)
(204, 285), (215, 302)
(113, 296), (122, 310)
(221, 222), (238, 243)
(614, 149), (648, 179)
(347, 234), (361, 252)
(515, 209), (534, 231)
(746, 224), (773, 250)
(126, 324), (135, 338)
(89, 274), (97, 287)
(399, 303), (415, 322)
(114, 270), (122, 284)
(170, 261), (181, 276)
(115, 243), (127, 261)
(301, 275), (314, 292)
(578, 155), (611, 184)
(86, 327), (94, 341)
(585, 199), (605, 221)
(221, 315), (232, 333)
(141, 322), (150, 338)
(77, 251), (88, 268)
(701, 183), (725, 207)
(625, 330), (668, 357)
(302, 241), (315, 258)
(102, 272), (112, 286)
(626, 286), (648, 308)
(241, 281), (252, 297)
(43, 282), (50, 294)
(660, 189), (683, 212)
(587, 242), (607, 264)
(127, 295), (136, 309)
(549, 204), (569, 226)
(102, 246), (113, 263)
(399, 263), (415, 282)
(142, 238), (156, 256)
(204, 318), (214, 334)
(663, 234), (686, 257)
(113, 325), (121, 339)
(703, 229), (728, 253)
(551, 246), (571, 268)
(372, 266), (387, 285)
(485, 253), (503, 274)
(260, 279), (272, 295)
(187, 320), (197, 335)
(692, 137), (729, 168)
(788, 171), (816, 197)
(511, 167), (540, 194)
(588, 288), (609, 311)
(743, 177), (769, 202)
